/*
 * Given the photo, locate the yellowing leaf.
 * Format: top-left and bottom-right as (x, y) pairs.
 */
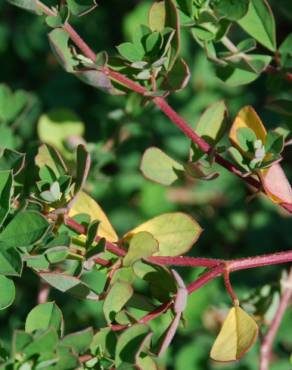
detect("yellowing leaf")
(229, 106), (267, 152)
(123, 212), (202, 257)
(210, 306), (258, 362)
(148, 1), (166, 32)
(69, 191), (118, 242)
(259, 163), (292, 205)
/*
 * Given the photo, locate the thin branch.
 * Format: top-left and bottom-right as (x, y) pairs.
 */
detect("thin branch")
(223, 267), (239, 305)
(260, 268), (292, 370)
(64, 216), (292, 271)
(34, 0), (292, 213)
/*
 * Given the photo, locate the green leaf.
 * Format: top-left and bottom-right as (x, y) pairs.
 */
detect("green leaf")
(48, 28), (79, 72)
(62, 328), (93, 354)
(137, 356), (157, 370)
(117, 42), (144, 62)
(176, 0), (193, 17)
(149, 0), (180, 68)
(123, 231), (159, 266)
(140, 147), (183, 186)
(0, 170), (13, 228)
(238, 0), (276, 51)
(44, 246), (69, 264)
(24, 329), (58, 358)
(80, 266), (107, 294)
(215, 63), (260, 86)
(6, 0), (36, 13)
(38, 109), (84, 154)
(46, 14), (63, 28)
(35, 144), (67, 178)
(0, 148), (25, 175)
(12, 330), (33, 354)
(75, 144), (91, 194)
(103, 281), (133, 323)
(25, 302), (64, 336)
(133, 260), (176, 302)
(91, 328), (117, 358)
(193, 100), (227, 159)
(279, 33), (292, 68)
(212, 0), (249, 20)
(265, 131), (284, 155)
(124, 213), (202, 257)
(39, 272), (100, 300)
(52, 345), (80, 369)
(228, 147), (250, 172)
(0, 84), (28, 123)
(0, 211), (51, 251)
(0, 249), (22, 276)
(0, 275), (15, 310)
(164, 57), (190, 91)
(67, 0), (96, 16)
(236, 127), (257, 152)
(115, 324), (150, 366)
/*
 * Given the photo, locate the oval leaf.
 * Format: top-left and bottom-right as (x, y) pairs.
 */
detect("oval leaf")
(210, 306), (258, 362)
(124, 213), (202, 257)
(195, 100), (227, 146)
(260, 163), (292, 205)
(124, 231), (159, 267)
(140, 147), (183, 186)
(103, 281), (133, 323)
(0, 211), (51, 251)
(0, 275), (15, 310)
(25, 302), (64, 335)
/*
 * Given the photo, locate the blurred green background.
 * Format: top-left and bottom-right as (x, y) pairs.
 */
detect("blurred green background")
(0, 0), (291, 368)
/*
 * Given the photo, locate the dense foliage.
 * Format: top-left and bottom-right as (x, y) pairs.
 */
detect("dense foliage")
(0, 0), (291, 369)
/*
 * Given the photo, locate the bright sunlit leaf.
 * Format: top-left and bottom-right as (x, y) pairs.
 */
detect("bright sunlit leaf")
(123, 213), (202, 257)
(210, 306), (258, 362)
(69, 191), (118, 242)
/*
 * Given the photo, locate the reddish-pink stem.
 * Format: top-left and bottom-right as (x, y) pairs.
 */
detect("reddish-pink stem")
(64, 216), (126, 257)
(260, 268), (292, 370)
(64, 216), (292, 271)
(148, 256), (221, 268)
(228, 251), (292, 272)
(187, 264), (224, 293)
(223, 268), (239, 304)
(34, 0), (292, 213)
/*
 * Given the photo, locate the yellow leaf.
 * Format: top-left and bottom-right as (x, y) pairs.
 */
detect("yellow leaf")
(210, 306), (258, 362)
(229, 106), (267, 152)
(69, 191), (118, 243)
(123, 213), (202, 257)
(259, 163), (292, 205)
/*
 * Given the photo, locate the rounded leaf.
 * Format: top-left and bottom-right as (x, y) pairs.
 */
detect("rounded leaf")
(210, 306), (258, 362)
(25, 302), (64, 335)
(259, 163), (292, 205)
(124, 213), (202, 257)
(0, 275), (15, 310)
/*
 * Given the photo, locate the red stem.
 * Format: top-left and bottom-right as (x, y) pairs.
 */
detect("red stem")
(223, 268), (239, 305)
(64, 216), (292, 271)
(64, 216), (126, 257)
(34, 1), (292, 213)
